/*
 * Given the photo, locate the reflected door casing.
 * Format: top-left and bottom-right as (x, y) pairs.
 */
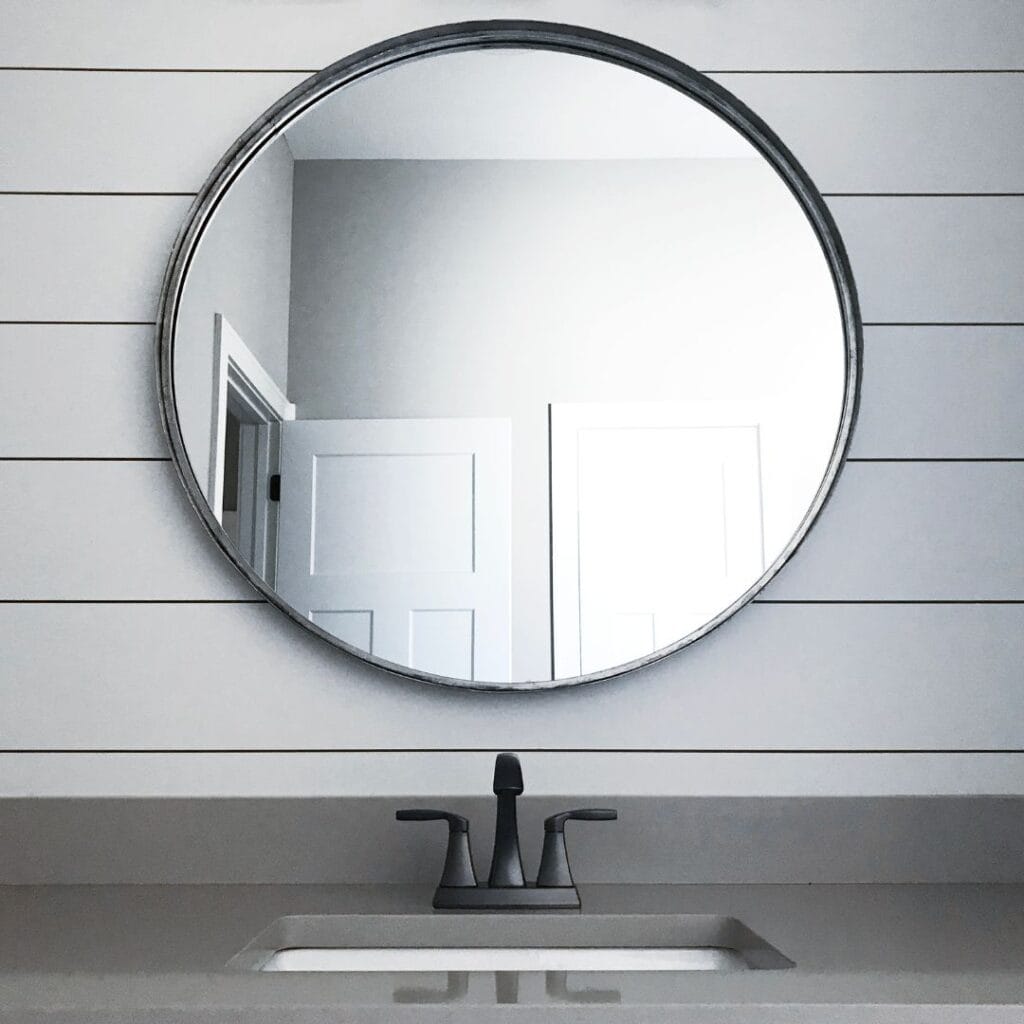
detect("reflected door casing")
(277, 417), (511, 682)
(551, 403), (766, 678)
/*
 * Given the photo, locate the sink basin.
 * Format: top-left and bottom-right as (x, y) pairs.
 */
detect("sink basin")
(262, 946), (748, 972)
(230, 914), (793, 975)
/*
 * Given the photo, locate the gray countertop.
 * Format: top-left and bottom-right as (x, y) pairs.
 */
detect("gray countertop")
(1, 883), (1023, 1021)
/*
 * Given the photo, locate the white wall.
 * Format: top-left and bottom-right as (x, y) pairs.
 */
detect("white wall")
(2, 1), (1024, 810)
(287, 156), (843, 679)
(174, 134), (294, 496)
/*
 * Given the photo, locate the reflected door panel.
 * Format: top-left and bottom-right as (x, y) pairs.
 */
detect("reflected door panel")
(277, 417), (511, 682)
(551, 403), (766, 678)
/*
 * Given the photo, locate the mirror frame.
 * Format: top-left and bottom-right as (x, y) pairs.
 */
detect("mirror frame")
(156, 20), (862, 692)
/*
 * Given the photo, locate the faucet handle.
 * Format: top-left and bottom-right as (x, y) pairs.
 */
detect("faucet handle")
(396, 809), (469, 829)
(396, 809), (478, 888)
(545, 808), (617, 830)
(536, 808), (618, 889)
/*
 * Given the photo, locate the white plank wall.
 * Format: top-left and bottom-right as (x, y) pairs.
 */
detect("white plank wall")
(3, 1), (1023, 71)
(2, 601), (1023, 751)
(2, 0), (1023, 800)
(4, 72), (1024, 193)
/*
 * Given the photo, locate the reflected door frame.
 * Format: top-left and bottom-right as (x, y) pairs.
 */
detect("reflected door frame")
(208, 313), (295, 584)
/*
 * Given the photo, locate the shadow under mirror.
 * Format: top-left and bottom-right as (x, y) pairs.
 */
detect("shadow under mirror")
(165, 27), (856, 689)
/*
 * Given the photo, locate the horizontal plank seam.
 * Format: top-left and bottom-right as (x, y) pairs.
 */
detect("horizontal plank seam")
(863, 322), (1024, 327)
(4, 457), (1022, 464)
(1, 748), (1022, 755)
(3, 322), (1021, 332)
(0, 191), (196, 197)
(0, 599), (266, 604)
(0, 459), (172, 465)
(708, 69), (1024, 75)
(4, 192), (1024, 199)
(0, 598), (1020, 606)
(754, 599), (1024, 605)
(0, 321), (157, 326)
(824, 193), (1024, 198)
(2, 323), (1015, 331)
(3, 67), (1024, 75)
(846, 458), (1024, 463)
(0, 67), (323, 74)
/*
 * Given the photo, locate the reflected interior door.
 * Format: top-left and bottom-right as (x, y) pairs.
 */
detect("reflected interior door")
(550, 403), (766, 678)
(277, 417), (511, 682)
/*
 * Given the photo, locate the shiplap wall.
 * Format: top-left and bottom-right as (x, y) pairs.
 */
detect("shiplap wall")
(2, 0), (1024, 802)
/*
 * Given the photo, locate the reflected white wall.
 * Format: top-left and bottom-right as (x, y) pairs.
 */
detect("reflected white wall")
(174, 135), (295, 496)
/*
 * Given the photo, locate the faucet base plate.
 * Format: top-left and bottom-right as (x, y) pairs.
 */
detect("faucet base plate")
(433, 884), (581, 911)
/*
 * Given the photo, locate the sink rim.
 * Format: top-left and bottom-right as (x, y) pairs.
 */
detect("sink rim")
(227, 913), (795, 973)
(259, 945), (752, 973)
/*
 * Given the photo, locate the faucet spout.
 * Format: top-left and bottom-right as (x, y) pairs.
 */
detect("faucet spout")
(487, 752), (525, 887)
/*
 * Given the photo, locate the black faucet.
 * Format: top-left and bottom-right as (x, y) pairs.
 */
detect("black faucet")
(397, 752), (616, 910)
(488, 751), (525, 888)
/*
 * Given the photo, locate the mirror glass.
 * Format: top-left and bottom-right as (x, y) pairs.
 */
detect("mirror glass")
(169, 44), (851, 688)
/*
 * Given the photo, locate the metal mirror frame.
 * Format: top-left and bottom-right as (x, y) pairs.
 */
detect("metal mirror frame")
(156, 20), (862, 692)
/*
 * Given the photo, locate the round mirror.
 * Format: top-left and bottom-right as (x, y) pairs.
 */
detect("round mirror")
(159, 23), (860, 691)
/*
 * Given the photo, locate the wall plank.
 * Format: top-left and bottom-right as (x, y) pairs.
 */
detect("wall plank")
(0, 462), (249, 600)
(2, 1), (1022, 71)
(4, 71), (1023, 193)
(3, 195), (1023, 324)
(0, 70), (306, 193)
(1, 602), (1021, 749)
(4, 325), (1021, 459)
(0, 325), (165, 457)
(714, 73), (1024, 194)
(0, 195), (190, 323)
(1, 461), (1019, 601)
(765, 462), (1024, 600)
(832, 195), (1024, 323)
(851, 327), (1024, 458)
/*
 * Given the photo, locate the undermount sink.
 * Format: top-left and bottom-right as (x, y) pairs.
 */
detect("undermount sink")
(229, 914), (794, 975)
(261, 945), (748, 972)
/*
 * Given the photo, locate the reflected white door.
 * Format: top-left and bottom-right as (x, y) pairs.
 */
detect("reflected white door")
(277, 417), (511, 682)
(551, 403), (765, 678)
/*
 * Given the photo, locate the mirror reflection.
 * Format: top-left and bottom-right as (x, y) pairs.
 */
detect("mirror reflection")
(172, 48), (847, 686)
